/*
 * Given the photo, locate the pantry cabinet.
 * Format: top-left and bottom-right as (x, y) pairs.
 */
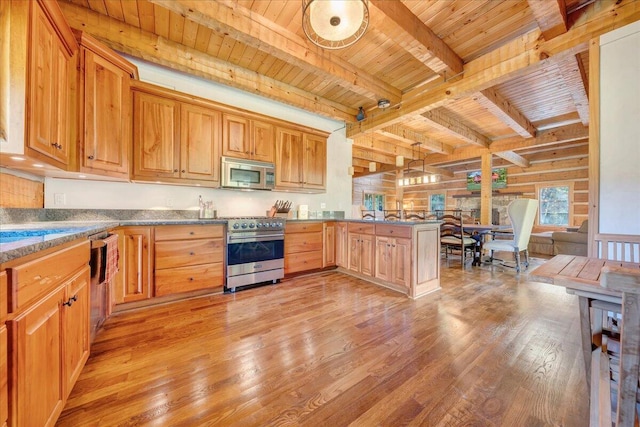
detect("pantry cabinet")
(222, 113), (275, 163)
(114, 227), (153, 303)
(132, 84), (221, 186)
(75, 30), (137, 178)
(275, 127), (327, 192)
(1, 0), (78, 170)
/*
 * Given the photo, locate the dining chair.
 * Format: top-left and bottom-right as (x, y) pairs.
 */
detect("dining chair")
(440, 213), (477, 268)
(483, 199), (538, 273)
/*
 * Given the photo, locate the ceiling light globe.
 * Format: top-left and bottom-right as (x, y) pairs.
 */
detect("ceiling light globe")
(302, 0), (369, 49)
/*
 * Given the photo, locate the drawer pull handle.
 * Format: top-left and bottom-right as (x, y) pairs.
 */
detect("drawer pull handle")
(190, 231), (195, 235)
(190, 252), (195, 256)
(189, 277), (194, 281)
(63, 295), (78, 307)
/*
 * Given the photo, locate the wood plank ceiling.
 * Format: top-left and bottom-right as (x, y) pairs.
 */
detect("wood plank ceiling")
(58, 0), (639, 176)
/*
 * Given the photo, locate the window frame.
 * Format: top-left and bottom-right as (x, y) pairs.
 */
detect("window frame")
(429, 193), (446, 212)
(363, 192), (385, 212)
(535, 182), (574, 228)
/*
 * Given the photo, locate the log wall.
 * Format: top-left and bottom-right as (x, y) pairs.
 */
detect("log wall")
(0, 171), (44, 208)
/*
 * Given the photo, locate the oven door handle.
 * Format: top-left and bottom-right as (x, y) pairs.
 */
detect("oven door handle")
(228, 234), (284, 243)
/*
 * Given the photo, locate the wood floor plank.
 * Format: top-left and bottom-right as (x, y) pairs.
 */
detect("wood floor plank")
(56, 259), (589, 426)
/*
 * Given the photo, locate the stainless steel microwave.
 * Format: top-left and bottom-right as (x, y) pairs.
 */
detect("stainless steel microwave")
(221, 156), (275, 190)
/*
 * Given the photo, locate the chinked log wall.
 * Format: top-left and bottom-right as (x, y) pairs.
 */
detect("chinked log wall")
(354, 141), (589, 227)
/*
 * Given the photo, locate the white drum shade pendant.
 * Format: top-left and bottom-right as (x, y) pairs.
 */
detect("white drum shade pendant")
(302, 0), (369, 49)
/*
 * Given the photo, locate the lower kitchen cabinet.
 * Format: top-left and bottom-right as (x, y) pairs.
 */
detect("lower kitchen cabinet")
(0, 323), (6, 427)
(347, 223), (375, 277)
(3, 239), (90, 427)
(335, 222), (348, 268)
(285, 221), (323, 274)
(154, 225), (224, 296)
(323, 222), (335, 267)
(114, 226), (153, 303)
(375, 236), (411, 291)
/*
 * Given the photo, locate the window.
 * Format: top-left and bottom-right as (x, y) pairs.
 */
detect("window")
(538, 184), (571, 226)
(429, 194), (445, 212)
(363, 193), (385, 211)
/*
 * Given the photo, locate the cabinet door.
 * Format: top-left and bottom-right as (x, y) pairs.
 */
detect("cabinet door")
(251, 120), (274, 162)
(133, 92), (180, 178)
(335, 222), (348, 268)
(180, 103), (221, 182)
(323, 223), (336, 267)
(50, 42), (72, 165)
(28, 6), (59, 160)
(11, 285), (66, 427)
(114, 227), (153, 303)
(375, 236), (392, 282)
(0, 324), (6, 427)
(347, 233), (361, 273)
(222, 113), (250, 159)
(360, 234), (375, 277)
(275, 127), (304, 188)
(303, 133), (327, 189)
(82, 48), (131, 175)
(62, 266), (90, 399)
(392, 238), (412, 289)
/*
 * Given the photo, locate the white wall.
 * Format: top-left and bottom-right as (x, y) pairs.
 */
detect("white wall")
(45, 59), (353, 216)
(599, 21), (640, 235)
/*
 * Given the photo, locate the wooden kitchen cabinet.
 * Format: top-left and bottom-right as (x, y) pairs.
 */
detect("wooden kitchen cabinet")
(3, 239), (90, 427)
(222, 113), (275, 163)
(285, 221), (324, 274)
(1, 0), (78, 170)
(154, 225), (224, 296)
(132, 84), (222, 186)
(0, 271), (7, 427)
(375, 236), (411, 290)
(132, 91), (180, 179)
(335, 222), (348, 268)
(75, 30), (137, 178)
(114, 227), (153, 303)
(323, 222), (336, 268)
(275, 127), (327, 192)
(348, 223), (375, 277)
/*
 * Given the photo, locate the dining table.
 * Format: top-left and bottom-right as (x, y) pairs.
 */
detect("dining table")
(530, 254), (640, 427)
(463, 224), (499, 266)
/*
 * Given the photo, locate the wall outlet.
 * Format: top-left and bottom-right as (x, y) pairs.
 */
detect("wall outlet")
(54, 193), (65, 206)
(320, 203), (326, 209)
(166, 198), (174, 207)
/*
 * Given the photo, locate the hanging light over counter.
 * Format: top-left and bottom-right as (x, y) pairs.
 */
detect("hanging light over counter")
(302, 0), (369, 49)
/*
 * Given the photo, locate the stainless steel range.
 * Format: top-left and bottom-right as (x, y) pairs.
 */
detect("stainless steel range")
(224, 217), (285, 293)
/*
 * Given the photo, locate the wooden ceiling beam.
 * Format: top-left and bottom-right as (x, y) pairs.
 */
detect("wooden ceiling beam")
(346, 0), (640, 138)
(425, 123), (588, 165)
(59, 2), (354, 121)
(420, 109), (490, 147)
(352, 137), (427, 159)
(148, 0), (401, 105)
(555, 55), (590, 125)
(377, 125), (454, 154)
(474, 88), (537, 138)
(494, 151), (530, 168)
(527, 0), (568, 40)
(369, 0), (463, 77)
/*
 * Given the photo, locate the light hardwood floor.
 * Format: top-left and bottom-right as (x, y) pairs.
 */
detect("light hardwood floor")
(57, 258), (588, 426)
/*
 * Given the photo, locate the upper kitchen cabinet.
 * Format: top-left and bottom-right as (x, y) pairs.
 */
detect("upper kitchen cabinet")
(132, 82), (221, 187)
(275, 127), (327, 192)
(0, 0), (78, 170)
(74, 30), (138, 179)
(222, 113), (275, 163)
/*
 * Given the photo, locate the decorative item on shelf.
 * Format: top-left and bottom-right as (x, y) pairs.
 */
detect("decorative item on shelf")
(356, 106), (366, 121)
(302, 0), (369, 50)
(269, 200), (292, 218)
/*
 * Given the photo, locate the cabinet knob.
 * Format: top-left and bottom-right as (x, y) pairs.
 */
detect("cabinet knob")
(190, 252), (195, 256)
(181, 170), (185, 173)
(189, 277), (194, 281)
(87, 155), (94, 160)
(174, 169), (178, 172)
(51, 142), (62, 149)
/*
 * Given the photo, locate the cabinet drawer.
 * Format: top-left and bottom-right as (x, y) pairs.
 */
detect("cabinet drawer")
(375, 224), (412, 239)
(155, 225), (224, 241)
(8, 240), (89, 313)
(285, 221), (323, 233)
(285, 232), (323, 253)
(348, 223), (375, 235)
(155, 263), (224, 296)
(156, 239), (224, 269)
(285, 251), (323, 274)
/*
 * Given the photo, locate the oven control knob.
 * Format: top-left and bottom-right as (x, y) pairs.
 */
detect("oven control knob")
(241, 223), (248, 229)
(256, 223), (262, 228)
(249, 223), (255, 228)
(277, 222), (283, 227)
(232, 223), (240, 229)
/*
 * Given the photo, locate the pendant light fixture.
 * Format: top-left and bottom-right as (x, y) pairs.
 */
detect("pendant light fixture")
(397, 143), (437, 187)
(302, 0), (369, 49)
